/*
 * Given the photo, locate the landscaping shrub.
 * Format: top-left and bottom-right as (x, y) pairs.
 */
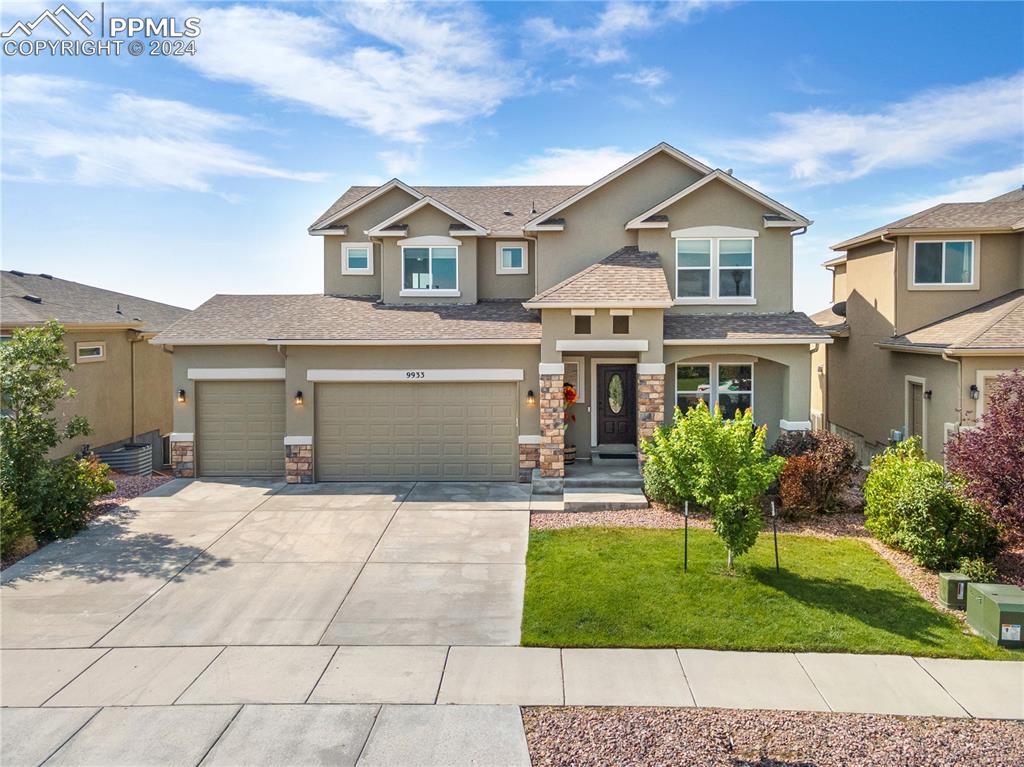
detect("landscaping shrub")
(641, 457), (685, 508)
(946, 370), (1024, 543)
(774, 430), (859, 517)
(642, 402), (784, 568)
(0, 321), (113, 551)
(864, 438), (1000, 570)
(956, 556), (999, 584)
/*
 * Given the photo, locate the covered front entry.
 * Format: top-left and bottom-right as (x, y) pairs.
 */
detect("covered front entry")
(315, 381), (519, 481)
(196, 381), (286, 477)
(595, 363), (637, 444)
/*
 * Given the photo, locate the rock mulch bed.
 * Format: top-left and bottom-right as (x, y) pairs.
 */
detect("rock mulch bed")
(523, 706), (1024, 767)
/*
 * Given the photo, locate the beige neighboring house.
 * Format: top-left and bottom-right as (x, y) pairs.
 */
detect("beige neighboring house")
(1, 271), (188, 463)
(153, 142), (830, 485)
(811, 188), (1024, 464)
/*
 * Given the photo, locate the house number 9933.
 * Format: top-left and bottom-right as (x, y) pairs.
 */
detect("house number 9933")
(405, 371), (426, 379)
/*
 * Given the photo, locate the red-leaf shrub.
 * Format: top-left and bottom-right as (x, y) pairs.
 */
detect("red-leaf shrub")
(773, 430), (859, 517)
(946, 370), (1024, 543)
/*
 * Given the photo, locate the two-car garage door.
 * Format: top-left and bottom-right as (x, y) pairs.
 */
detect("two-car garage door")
(196, 381), (285, 477)
(315, 382), (518, 481)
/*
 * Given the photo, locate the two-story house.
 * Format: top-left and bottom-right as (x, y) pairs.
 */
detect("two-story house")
(812, 188), (1024, 463)
(154, 143), (830, 485)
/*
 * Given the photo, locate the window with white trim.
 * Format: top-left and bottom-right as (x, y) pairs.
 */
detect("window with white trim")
(342, 242), (373, 275)
(676, 237), (755, 302)
(913, 240), (973, 286)
(496, 241), (528, 274)
(675, 362), (753, 418)
(402, 245), (458, 291)
(76, 342), (106, 363)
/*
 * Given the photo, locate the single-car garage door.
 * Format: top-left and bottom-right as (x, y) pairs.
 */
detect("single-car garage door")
(315, 382), (518, 481)
(197, 381), (285, 477)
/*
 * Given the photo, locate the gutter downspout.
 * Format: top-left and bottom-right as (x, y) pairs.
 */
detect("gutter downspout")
(941, 350), (963, 450)
(523, 233), (539, 298)
(128, 330), (143, 442)
(790, 226), (807, 312)
(880, 233), (897, 336)
(370, 236), (384, 302)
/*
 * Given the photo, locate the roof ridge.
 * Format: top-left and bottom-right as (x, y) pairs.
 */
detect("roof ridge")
(950, 290), (1024, 348)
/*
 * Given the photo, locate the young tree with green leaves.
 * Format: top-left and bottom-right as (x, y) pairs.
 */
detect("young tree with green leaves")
(642, 402), (784, 568)
(1, 320), (113, 553)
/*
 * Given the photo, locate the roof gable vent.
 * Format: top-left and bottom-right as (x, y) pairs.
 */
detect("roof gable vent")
(22, 294), (42, 304)
(503, 208), (512, 216)
(115, 303), (124, 315)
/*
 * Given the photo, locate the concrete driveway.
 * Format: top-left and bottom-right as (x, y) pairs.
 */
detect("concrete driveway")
(1, 479), (531, 650)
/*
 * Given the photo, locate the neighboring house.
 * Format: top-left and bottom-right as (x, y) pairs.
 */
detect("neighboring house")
(1, 271), (188, 462)
(812, 188), (1024, 463)
(153, 143), (830, 484)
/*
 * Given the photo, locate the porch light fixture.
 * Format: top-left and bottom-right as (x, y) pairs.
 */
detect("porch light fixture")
(923, 390), (932, 400)
(526, 390), (536, 406)
(969, 384), (980, 400)
(294, 390), (304, 406)
(176, 388), (187, 404)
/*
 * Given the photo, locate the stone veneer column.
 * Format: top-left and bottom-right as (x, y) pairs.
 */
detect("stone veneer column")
(170, 435), (194, 478)
(285, 438), (314, 483)
(636, 364), (667, 462)
(538, 364), (565, 478)
(518, 442), (540, 483)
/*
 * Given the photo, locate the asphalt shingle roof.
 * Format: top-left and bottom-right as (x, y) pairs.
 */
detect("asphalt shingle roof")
(153, 295), (541, 344)
(1, 271), (187, 332)
(882, 290), (1024, 351)
(526, 247), (672, 306)
(663, 312), (828, 341)
(833, 188), (1024, 250)
(810, 304), (849, 335)
(311, 185), (585, 232)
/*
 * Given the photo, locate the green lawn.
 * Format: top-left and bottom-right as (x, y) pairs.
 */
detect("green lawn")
(522, 527), (1017, 659)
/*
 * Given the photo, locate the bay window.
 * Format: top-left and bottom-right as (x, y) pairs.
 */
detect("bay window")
(402, 245), (458, 292)
(913, 240), (973, 286)
(676, 237), (755, 303)
(675, 362), (754, 418)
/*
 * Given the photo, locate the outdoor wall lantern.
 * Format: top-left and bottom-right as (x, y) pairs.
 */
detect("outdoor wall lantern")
(923, 390), (933, 400)
(294, 390), (304, 406)
(969, 384), (980, 400)
(176, 388), (187, 404)
(526, 390), (536, 406)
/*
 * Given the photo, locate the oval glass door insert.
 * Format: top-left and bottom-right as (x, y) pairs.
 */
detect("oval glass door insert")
(608, 373), (624, 414)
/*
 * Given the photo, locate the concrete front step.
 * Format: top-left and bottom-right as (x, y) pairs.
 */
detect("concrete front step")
(563, 487), (649, 512)
(564, 474), (644, 489)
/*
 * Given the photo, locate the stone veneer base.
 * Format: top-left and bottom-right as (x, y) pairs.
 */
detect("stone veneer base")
(170, 441), (194, 478)
(285, 443), (313, 484)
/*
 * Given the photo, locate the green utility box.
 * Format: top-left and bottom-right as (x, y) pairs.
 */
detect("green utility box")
(938, 572), (970, 610)
(966, 583), (1024, 649)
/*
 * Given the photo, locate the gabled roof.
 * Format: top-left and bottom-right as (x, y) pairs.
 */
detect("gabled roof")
(524, 143), (713, 230)
(810, 304), (849, 336)
(524, 247), (672, 308)
(832, 186), (1024, 251)
(309, 179), (421, 232)
(625, 170), (810, 230)
(1, 271), (187, 332)
(366, 196), (488, 237)
(663, 312), (831, 343)
(152, 295), (540, 345)
(878, 290), (1024, 354)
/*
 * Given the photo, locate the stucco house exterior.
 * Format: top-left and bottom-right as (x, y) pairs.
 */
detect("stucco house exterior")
(153, 143), (830, 485)
(811, 187), (1024, 463)
(1, 270), (188, 462)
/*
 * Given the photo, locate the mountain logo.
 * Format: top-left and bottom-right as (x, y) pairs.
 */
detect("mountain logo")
(2, 4), (95, 38)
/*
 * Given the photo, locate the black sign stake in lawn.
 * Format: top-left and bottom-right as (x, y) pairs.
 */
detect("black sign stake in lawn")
(771, 500), (780, 573)
(683, 500), (689, 572)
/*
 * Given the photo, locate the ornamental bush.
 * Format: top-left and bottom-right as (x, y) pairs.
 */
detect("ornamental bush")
(863, 438), (1000, 570)
(774, 430), (859, 517)
(946, 370), (1024, 543)
(642, 402), (784, 568)
(955, 556), (999, 584)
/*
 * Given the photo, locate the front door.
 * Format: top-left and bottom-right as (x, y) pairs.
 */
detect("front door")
(596, 364), (636, 444)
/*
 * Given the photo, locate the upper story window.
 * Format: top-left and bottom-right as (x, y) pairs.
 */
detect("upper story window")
(573, 315), (592, 334)
(676, 237), (755, 304)
(612, 315), (630, 334)
(402, 246), (458, 294)
(913, 240), (974, 287)
(675, 362), (753, 418)
(342, 242), (373, 275)
(76, 341), (106, 363)
(496, 241), (528, 275)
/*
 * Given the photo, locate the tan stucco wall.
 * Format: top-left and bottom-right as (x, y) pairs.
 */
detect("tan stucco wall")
(380, 206), (478, 305)
(957, 355), (1024, 426)
(534, 153), (704, 292)
(170, 343), (542, 441)
(638, 178), (795, 313)
(831, 263), (848, 302)
(476, 238), (535, 300)
(322, 186), (418, 297)
(539, 308), (663, 364)
(894, 233), (1023, 335)
(810, 342), (827, 425)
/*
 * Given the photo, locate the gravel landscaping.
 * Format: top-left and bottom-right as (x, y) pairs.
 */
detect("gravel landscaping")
(523, 706), (1024, 767)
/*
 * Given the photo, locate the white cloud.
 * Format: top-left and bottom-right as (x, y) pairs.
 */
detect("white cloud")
(490, 146), (637, 184)
(884, 165), (1024, 216)
(377, 148), (422, 178)
(1, 74), (323, 193)
(721, 72), (1024, 185)
(182, 2), (522, 143)
(526, 1), (709, 64)
(616, 67), (668, 88)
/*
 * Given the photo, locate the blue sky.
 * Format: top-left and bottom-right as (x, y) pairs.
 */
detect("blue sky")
(2, 0), (1022, 313)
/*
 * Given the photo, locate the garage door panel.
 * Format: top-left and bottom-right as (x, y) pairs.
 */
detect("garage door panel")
(197, 381), (285, 477)
(316, 381), (518, 481)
